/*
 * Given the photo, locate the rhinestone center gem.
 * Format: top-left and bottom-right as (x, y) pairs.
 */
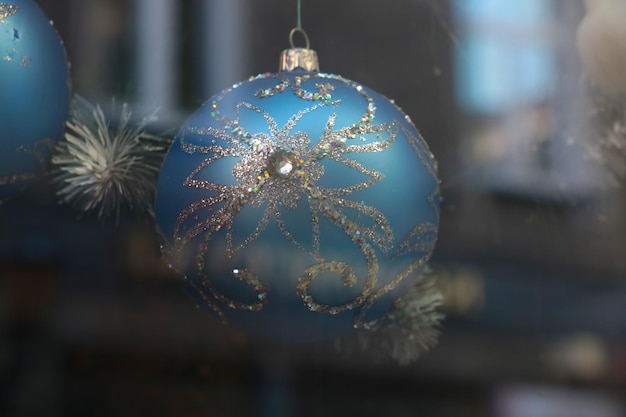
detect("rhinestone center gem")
(267, 149), (298, 178)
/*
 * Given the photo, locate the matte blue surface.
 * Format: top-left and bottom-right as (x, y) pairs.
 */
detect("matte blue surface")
(0, 0), (70, 198)
(156, 71), (439, 341)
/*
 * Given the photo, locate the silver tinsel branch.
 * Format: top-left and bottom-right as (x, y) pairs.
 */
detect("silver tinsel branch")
(584, 87), (626, 187)
(335, 267), (444, 365)
(52, 96), (170, 223)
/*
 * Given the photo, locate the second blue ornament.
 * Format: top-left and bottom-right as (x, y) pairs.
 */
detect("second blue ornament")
(0, 0), (70, 199)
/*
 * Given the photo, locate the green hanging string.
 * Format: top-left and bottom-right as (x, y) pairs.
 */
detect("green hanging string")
(288, 0), (310, 49)
(297, 0), (302, 30)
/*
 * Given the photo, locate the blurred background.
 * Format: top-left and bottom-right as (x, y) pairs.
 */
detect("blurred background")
(1, 0), (626, 416)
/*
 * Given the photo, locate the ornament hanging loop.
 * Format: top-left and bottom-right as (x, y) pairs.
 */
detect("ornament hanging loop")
(289, 27), (310, 49)
(280, 28), (319, 72)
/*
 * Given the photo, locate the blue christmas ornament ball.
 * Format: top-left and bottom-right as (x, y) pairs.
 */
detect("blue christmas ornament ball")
(0, 0), (70, 198)
(156, 70), (439, 341)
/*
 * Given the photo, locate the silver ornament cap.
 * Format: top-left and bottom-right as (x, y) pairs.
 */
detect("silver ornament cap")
(279, 28), (319, 72)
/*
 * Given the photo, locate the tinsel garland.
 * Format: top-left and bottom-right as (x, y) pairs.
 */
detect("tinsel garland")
(52, 96), (170, 223)
(334, 267), (444, 365)
(584, 87), (626, 187)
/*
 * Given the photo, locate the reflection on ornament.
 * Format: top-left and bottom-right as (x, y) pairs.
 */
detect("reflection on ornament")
(52, 96), (170, 223)
(156, 38), (440, 342)
(0, 0), (70, 200)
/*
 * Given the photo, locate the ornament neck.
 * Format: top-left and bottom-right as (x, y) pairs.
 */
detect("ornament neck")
(279, 48), (319, 72)
(279, 28), (319, 72)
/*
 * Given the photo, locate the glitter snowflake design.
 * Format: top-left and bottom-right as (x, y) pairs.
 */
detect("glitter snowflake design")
(176, 103), (394, 258)
(165, 73), (439, 329)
